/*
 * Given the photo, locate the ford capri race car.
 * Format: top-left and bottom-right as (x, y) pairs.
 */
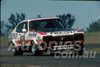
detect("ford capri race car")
(8, 17), (84, 56)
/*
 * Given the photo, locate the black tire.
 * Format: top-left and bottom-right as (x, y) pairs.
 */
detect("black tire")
(78, 50), (83, 55)
(12, 48), (23, 56)
(74, 43), (84, 55)
(31, 41), (43, 56)
(79, 43), (84, 55)
(9, 42), (23, 56)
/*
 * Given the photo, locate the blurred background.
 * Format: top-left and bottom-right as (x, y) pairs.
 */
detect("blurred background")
(1, 0), (100, 44)
(0, 0), (100, 67)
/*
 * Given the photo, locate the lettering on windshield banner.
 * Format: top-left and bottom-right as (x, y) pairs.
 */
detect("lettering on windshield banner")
(47, 31), (75, 35)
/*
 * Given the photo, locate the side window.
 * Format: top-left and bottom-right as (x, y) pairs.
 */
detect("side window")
(16, 22), (28, 32)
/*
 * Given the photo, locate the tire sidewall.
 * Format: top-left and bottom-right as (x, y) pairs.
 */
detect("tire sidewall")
(9, 42), (23, 56)
(31, 41), (43, 56)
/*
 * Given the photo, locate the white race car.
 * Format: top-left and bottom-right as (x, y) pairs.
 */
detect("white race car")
(8, 17), (84, 56)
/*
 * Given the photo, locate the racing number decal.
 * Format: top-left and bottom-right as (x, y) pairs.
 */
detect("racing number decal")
(9, 33), (18, 39)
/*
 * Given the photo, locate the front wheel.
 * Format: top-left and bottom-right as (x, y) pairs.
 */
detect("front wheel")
(31, 41), (43, 56)
(74, 43), (84, 55)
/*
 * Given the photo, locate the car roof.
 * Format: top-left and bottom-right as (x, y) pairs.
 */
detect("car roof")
(21, 17), (60, 22)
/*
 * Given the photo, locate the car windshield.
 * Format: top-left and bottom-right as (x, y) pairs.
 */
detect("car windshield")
(29, 19), (65, 30)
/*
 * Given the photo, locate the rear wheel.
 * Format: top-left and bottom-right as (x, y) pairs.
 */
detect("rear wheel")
(9, 42), (23, 56)
(12, 48), (23, 56)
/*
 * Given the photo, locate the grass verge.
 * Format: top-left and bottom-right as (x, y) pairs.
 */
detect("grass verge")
(84, 32), (100, 44)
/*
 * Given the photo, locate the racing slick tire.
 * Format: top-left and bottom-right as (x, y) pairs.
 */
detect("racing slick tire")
(78, 44), (84, 55)
(12, 48), (23, 56)
(74, 43), (84, 55)
(31, 41), (43, 56)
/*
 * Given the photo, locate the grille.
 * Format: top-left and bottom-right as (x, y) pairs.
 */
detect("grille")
(43, 34), (84, 50)
(43, 34), (84, 43)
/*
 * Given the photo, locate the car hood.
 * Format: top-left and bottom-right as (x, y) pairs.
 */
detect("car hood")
(35, 28), (83, 36)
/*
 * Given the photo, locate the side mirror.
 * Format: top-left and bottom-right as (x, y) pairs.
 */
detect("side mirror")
(22, 29), (26, 33)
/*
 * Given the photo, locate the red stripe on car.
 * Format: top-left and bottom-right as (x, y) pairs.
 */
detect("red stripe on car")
(15, 40), (31, 44)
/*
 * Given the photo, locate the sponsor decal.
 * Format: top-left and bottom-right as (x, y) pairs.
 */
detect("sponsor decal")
(53, 45), (74, 50)
(29, 32), (37, 37)
(37, 36), (41, 39)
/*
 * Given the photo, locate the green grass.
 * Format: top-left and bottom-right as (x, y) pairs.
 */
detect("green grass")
(0, 36), (10, 45)
(84, 32), (100, 44)
(0, 32), (100, 45)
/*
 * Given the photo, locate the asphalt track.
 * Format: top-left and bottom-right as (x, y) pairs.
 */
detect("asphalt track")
(0, 44), (100, 67)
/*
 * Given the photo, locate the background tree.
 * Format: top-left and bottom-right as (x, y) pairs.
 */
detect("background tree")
(37, 15), (41, 18)
(86, 19), (100, 32)
(57, 13), (75, 28)
(0, 21), (5, 36)
(6, 13), (25, 34)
